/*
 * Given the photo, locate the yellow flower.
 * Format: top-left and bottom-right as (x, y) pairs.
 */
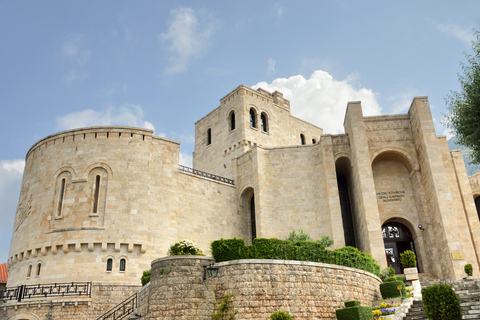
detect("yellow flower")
(373, 310), (382, 316)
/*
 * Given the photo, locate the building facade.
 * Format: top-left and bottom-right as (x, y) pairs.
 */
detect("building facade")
(6, 84), (480, 289)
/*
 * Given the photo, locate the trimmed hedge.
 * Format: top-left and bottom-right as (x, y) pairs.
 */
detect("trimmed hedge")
(336, 305), (372, 320)
(380, 280), (406, 299)
(210, 238), (381, 276)
(344, 300), (361, 308)
(422, 283), (462, 320)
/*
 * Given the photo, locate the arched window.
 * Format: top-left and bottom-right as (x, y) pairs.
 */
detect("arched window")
(207, 128), (212, 145)
(261, 113), (268, 132)
(229, 111), (236, 131)
(120, 258), (126, 272)
(300, 134), (306, 145)
(312, 138), (317, 144)
(250, 109), (257, 128)
(92, 175), (101, 214)
(250, 195), (256, 243)
(27, 264), (32, 278)
(106, 258), (113, 271)
(36, 263), (41, 277)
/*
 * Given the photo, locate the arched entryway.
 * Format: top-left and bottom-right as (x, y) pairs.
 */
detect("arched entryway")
(382, 221), (417, 274)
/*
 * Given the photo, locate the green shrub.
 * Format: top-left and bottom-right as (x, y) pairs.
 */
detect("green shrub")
(286, 229), (311, 244)
(336, 304), (372, 320)
(384, 276), (396, 282)
(380, 280), (406, 299)
(465, 263), (473, 277)
(422, 283), (462, 320)
(270, 310), (292, 320)
(388, 266), (395, 276)
(395, 276), (407, 282)
(168, 239), (204, 256)
(209, 238), (381, 276)
(141, 269), (151, 286)
(344, 300), (361, 307)
(211, 238), (246, 262)
(400, 250), (416, 268)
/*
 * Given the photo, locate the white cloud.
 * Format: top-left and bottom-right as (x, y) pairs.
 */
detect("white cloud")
(433, 22), (475, 45)
(160, 7), (214, 74)
(62, 34), (91, 84)
(56, 105), (157, 133)
(253, 70), (381, 134)
(268, 58), (276, 75)
(179, 152), (193, 167)
(270, 3), (284, 19)
(0, 160), (25, 261)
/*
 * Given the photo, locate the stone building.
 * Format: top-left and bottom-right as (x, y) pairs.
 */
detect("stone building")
(5, 85), (480, 311)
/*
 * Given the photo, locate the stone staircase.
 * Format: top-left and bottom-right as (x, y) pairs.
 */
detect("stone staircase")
(401, 278), (480, 319)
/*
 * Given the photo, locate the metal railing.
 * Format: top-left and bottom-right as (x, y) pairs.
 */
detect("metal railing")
(95, 292), (137, 320)
(0, 282), (92, 303)
(179, 165), (235, 185)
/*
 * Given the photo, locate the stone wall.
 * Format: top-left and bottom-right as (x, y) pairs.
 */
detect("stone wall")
(1, 282), (140, 320)
(145, 256), (382, 320)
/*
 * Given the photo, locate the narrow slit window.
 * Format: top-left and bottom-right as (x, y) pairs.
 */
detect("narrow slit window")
(106, 258), (113, 271)
(27, 265), (32, 278)
(120, 259), (126, 272)
(312, 138), (317, 144)
(207, 128), (212, 145)
(57, 178), (66, 217)
(93, 175), (101, 214)
(230, 111), (236, 131)
(36, 263), (41, 276)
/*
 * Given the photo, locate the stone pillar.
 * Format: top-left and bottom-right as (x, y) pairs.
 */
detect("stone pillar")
(343, 101), (386, 266)
(409, 97), (468, 279)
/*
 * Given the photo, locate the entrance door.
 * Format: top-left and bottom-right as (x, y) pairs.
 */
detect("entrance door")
(382, 222), (416, 274)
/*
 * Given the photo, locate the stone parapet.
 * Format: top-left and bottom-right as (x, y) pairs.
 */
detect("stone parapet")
(146, 256), (382, 320)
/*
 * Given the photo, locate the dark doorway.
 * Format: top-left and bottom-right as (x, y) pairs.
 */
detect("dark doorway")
(382, 221), (416, 274)
(337, 174), (356, 247)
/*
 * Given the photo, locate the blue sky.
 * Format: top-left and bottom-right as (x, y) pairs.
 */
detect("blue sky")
(0, 1), (479, 262)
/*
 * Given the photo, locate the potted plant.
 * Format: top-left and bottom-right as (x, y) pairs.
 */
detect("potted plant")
(400, 250), (418, 280)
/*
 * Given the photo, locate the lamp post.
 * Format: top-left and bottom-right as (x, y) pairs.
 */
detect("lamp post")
(203, 263), (219, 281)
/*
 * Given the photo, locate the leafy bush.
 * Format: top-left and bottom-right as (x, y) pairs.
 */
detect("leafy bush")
(141, 269), (150, 286)
(388, 266), (395, 276)
(422, 283), (462, 320)
(400, 250), (416, 268)
(210, 238), (245, 262)
(210, 238), (381, 276)
(380, 280), (406, 299)
(336, 301), (372, 320)
(465, 263), (473, 277)
(286, 229), (333, 247)
(384, 276), (396, 282)
(270, 310), (292, 320)
(168, 239), (204, 256)
(211, 292), (238, 320)
(287, 229), (311, 244)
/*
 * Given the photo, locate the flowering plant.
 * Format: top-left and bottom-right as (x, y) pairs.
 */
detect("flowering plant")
(168, 239), (204, 256)
(372, 309), (382, 319)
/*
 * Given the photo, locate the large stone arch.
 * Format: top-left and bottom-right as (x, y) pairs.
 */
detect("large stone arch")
(370, 147), (419, 173)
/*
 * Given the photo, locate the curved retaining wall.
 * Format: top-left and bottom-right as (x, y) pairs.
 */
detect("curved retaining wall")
(148, 256), (382, 320)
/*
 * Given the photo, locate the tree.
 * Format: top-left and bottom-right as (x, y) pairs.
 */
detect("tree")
(446, 29), (480, 164)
